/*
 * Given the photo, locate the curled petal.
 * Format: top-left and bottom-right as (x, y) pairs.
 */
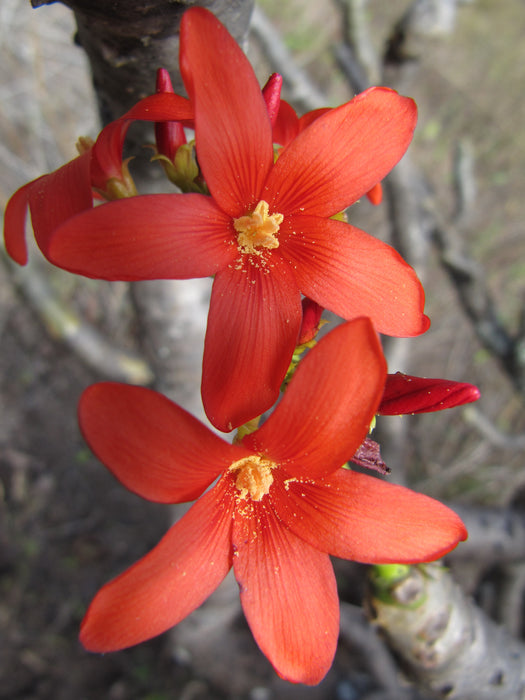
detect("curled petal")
(202, 256), (302, 431)
(272, 469), (467, 564)
(90, 119), (132, 190)
(379, 373), (481, 415)
(280, 214), (429, 337)
(79, 383), (249, 503)
(247, 318), (386, 478)
(232, 499), (338, 685)
(80, 481), (234, 652)
(4, 151), (93, 264)
(265, 87), (417, 217)
(48, 193), (236, 280)
(4, 178), (43, 265)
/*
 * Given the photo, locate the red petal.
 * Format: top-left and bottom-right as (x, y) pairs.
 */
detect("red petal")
(91, 119), (131, 188)
(48, 193), (236, 280)
(272, 100), (299, 146)
(246, 318), (386, 479)
(264, 87), (417, 217)
(232, 498), (338, 685)
(4, 152), (93, 264)
(180, 7), (273, 216)
(80, 481), (234, 652)
(202, 256), (302, 431)
(297, 297), (324, 345)
(79, 383), (249, 503)
(4, 178), (42, 264)
(121, 92), (194, 125)
(273, 469), (468, 564)
(379, 373), (481, 415)
(280, 214), (429, 337)
(366, 181), (383, 205)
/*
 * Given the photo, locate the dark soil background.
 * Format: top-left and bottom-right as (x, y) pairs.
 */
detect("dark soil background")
(1, 1), (525, 698)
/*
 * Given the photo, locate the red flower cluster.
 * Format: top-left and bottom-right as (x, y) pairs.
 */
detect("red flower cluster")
(4, 7), (428, 432)
(78, 319), (467, 685)
(3, 6), (478, 686)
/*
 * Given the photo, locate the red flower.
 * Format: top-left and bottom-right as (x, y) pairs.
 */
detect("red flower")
(78, 319), (466, 685)
(379, 372), (481, 415)
(47, 8), (428, 431)
(3, 92), (193, 265)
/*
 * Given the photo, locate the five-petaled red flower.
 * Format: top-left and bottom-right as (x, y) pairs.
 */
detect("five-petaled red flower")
(78, 319), (466, 685)
(43, 8), (429, 431)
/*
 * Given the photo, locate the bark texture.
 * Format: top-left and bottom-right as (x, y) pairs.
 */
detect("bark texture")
(32, 0), (254, 124)
(366, 563), (525, 699)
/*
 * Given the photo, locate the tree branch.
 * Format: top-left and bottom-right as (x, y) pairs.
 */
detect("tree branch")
(33, 0), (254, 127)
(366, 562), (525, 699)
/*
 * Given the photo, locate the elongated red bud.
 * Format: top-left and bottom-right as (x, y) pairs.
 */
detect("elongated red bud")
(379, 372), (481, 415)
(262, 73), (283, 127)
(155, 68), (186, 161)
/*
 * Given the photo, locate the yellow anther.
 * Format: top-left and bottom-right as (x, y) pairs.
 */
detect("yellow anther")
(233, 200), (283, 255)
(229, 455), (276, 501)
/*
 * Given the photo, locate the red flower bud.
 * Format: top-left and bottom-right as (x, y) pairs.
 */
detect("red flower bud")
(262, 73), (283, 127)
(155, 68), (186, 161)
(379, 372), (481, 415)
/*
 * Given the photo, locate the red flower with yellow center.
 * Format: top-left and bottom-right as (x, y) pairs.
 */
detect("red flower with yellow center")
(43, 8), (428, 431)
(78, 319), (466, 685)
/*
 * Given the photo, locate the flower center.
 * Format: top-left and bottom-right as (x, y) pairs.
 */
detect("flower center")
(233, 200), (283, 255)
(228, 455), (276, 501)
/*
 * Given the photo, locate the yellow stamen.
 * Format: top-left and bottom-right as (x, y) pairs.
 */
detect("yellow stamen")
(229, 455), (276, 501)
(233, 200), (283, 255)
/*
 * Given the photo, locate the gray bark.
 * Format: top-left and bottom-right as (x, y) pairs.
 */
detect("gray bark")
(366, 563), (525, 699)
